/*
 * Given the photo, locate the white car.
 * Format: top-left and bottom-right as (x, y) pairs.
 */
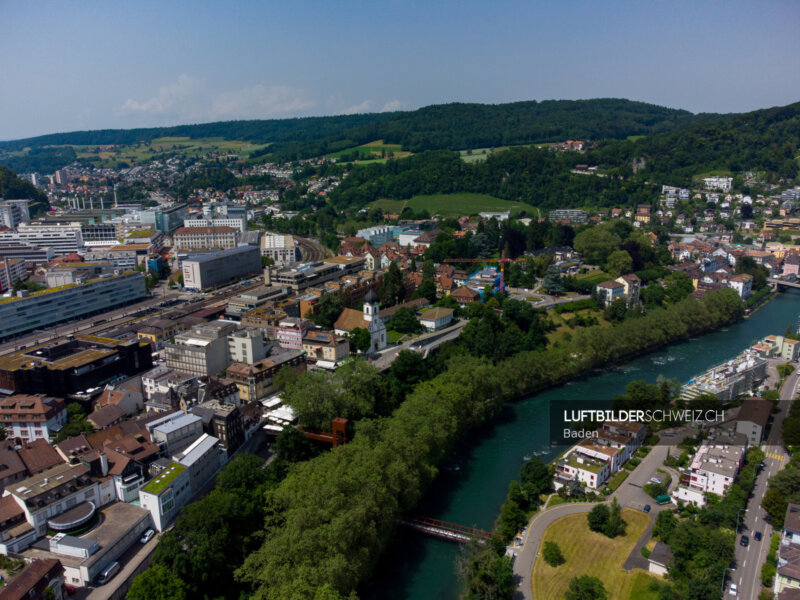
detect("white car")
(729, 583), (737, 596)
(140, 529), (155, 544)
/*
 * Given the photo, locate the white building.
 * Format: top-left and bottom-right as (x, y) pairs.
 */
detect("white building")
(704, 177), (733, 192)
(227, 328), (268, 364)
(672, 428), (746, 507)
(146, 412), (204, 456)
(419, 307), (454, 332)
(260, 233), (299, 265)
(165, 320), (239, 377)
(333, 290), (387, 354)
(0, 199), (30, 230)
(0, 395), (67, 442)
(0, 224), (83, 255)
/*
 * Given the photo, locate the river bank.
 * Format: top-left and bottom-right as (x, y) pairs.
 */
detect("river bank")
(362, 289), (800, 600)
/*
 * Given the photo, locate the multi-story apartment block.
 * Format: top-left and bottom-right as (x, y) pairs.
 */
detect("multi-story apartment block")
(225, 346), (305, 402)
(277, 318), (311, 350)
(0, 199), (30, 229)
(173, 226), (238, 251)
(0, 395), (67, 443)
(146, 412), (204, 456)
(673, 428), (747, 507)
(302, 330), (350, 364)
(548, 209), (588, 224)
(192, 401), (244, 456)
(181, 246), (261, 290)
(0, 258), (27, 293)
(227, 328), (268, 364)
(0, 272), (147, 340)
(3, 463), (112, 538)
(165, 320), (239, 377)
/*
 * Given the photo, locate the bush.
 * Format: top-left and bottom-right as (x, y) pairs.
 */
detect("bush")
(640, 546), (652, 558)
(543, 541), (565, 567)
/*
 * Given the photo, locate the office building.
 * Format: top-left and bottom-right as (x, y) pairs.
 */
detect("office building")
(173, 226), (238, 251)
(260, 233), (299, 265)
(146, 412), (204, 456)
(0, 259), (27, 293)
(191, 401), (244, 456)
(139, 203), (189, 233)
(0, 272), (147, 340)
(165, 320), (239, 377)
(264, 256), (366, 292)
(226, 346), (305, 402)
(0, 244), (55, 264)
(181, 246), (261, 291)
(0, 334), (153, 395)
(0, 224), (83, 255)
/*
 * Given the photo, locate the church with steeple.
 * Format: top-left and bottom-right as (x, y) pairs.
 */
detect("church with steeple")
(333, 289), (387, 354)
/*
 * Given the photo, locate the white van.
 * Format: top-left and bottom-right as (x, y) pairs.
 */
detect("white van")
(97, 561), (120, 585)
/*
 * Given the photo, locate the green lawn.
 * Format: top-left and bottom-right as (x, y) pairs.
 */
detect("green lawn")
(627, 571), (661, 600)
(386, 330), (404, 344)
(325, 139), (411, 161)
(370, 193), (527, 217)
(532, 509), (655, 600)
(607, 470), (630, 492)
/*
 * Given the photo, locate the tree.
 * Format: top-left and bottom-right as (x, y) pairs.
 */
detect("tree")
(349, 327), (371, 353)
(520, 457), (552, 499)
(542, 264), (564, 295)
(379, 262), (405, 306)
(603, 298), (628, 322)
(573, 228), (620, 265)
(603, 498), (626, 538)
(127, 564), (187, 600)
(422, 259), (435, 281)
(735, 255), (768, 290)
(605, 249), (633, 277)
(261, 255), (275, 268)
(273, 428), (321, 464)
(313, 293), (345, 329)
(564, 575), (608, 600)
(641, 284), (665, 308)
(542, 541), (565, 567)
(388, 307), (421, 334)
(413, 279), (438, 304)
(587, 504), (610, 533)
(664, 271), (693, 303)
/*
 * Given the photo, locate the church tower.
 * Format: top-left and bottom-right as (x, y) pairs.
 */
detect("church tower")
(363, 289), (379, 322)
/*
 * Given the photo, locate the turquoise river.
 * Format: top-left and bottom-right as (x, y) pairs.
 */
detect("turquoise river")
(362, 289), (800, 599)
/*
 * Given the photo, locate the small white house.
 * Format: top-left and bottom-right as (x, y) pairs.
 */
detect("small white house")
(419, 307), (454, 332)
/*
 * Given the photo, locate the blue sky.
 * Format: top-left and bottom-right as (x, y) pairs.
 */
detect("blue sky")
(1, 0), (799, 140)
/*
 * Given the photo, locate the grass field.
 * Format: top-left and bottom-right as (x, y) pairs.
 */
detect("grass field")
(369, 193), (527, 217)
(546, 308), (610, 345)
(326, 139), (412, 162)
(61, 136), (269, 167)
(532, 509), (658, 600)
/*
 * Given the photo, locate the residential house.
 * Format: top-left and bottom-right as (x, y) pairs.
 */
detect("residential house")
(86, 405), (126, 431)
(0, 395), (67, 443)
(735, 397), (771, 447)
(450, 286), (480, 306)
(419, 308), (454, 332)
(0, 558), (65, 600)
(94, 388), (143, 416)
(728, 273), (753, 299)
(595, 280), (625, 305)
(302, 330), (350, 365)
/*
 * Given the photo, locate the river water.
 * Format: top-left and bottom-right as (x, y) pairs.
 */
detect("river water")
(362, 290), (800, 600)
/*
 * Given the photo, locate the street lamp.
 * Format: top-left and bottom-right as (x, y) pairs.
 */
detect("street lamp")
(735, 507), (748, 533)
(721, 567), (732, 593)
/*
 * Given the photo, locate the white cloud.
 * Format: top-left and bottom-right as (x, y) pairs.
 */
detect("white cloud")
(211, 85), (313, 119)
(118, 74), (204, 115)
(380, 99), (402, 113)
(340, 100), (373, 115)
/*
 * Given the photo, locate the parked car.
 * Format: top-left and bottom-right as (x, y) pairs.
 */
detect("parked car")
(643, 504), (651, 513)
(740, 535), (749, 547)
(754, 531), (763, 541)
(729, 583), (738, 596)
(140, 529), (155, 544)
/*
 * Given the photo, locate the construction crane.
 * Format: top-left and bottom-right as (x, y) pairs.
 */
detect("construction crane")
(443, 249), (526, 293)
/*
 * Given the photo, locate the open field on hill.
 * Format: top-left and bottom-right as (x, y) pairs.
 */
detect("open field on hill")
(369, 192), (527, 217)
(532, 508), (658, 600)
(60, 137), (269, 166)
(326, 139), (412, 161)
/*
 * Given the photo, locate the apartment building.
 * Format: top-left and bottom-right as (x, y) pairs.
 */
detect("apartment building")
(0, 258), (27, 293)
(227, 328), (268, 363)
(555, 452), (611, 490)
(173, 226), (238, 251)
(277, 318), (311, 350)
(0, 199), (30, 229)
(0, 395), (67, 442)
(673, 428), (747, 507)
(191, 401), (244, 456)
(0, 272), (147, 341)
(146, 412), (204, 456)
(226, 347), (305, 402)
(548, 209), (588, 224)
(735, 397), (771, 446)
(302, 330), (350, 364)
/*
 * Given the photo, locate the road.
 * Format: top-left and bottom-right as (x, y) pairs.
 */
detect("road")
(728, 366), (798, 599)
(511, 428), (690, 600)
(370, 320), (468, 371)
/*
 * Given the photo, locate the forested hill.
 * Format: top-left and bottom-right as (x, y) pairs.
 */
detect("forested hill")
(1, 98), (719, 158)
(589, 100), (800, 184)
(275, 98), (722, 159)
(0, 166), (50, 216)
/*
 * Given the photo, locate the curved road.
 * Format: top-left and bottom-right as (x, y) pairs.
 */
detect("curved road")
(512, 429), (690, 600)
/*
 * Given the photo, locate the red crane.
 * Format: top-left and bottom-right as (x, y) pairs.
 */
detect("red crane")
(443, 249), (525, 293)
